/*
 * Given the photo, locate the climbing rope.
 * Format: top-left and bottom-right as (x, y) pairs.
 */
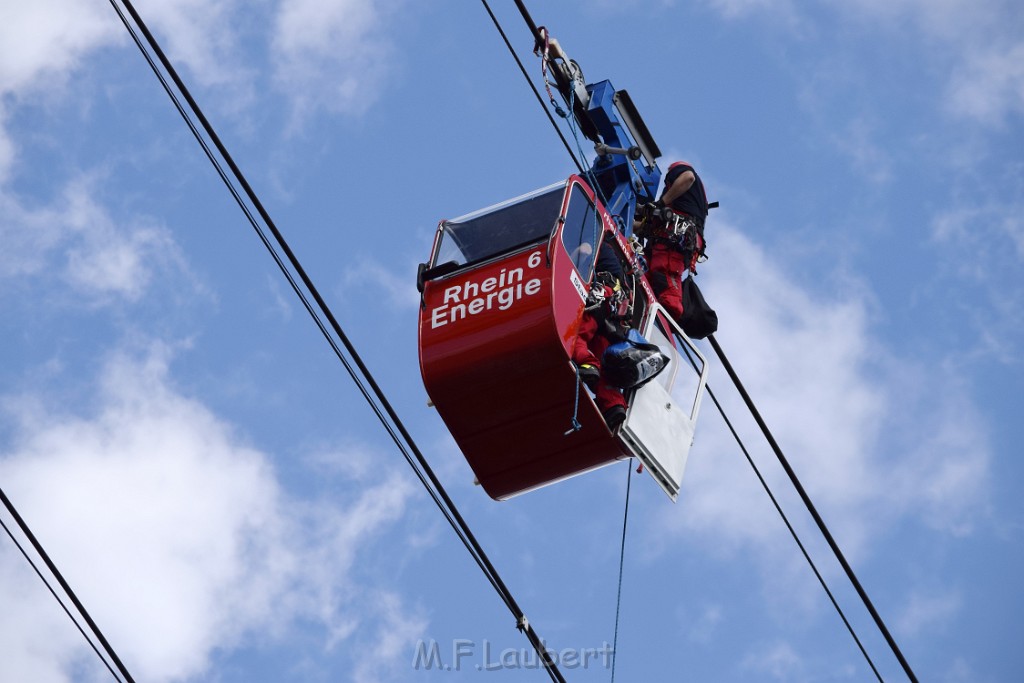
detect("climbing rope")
(609, 462), (632, 683)
(565, 365), (583, 434)
(534, 26), (567, 118)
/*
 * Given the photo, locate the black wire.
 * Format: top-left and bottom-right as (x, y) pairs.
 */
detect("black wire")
(707, 334), (918, 683)
(109, 0), (514, 613)
(0, 487), (135, 683)
(512, 0), (544, 41)
(107, 0), (504, 607)
(111, 2), (905, 682)
(703, 385), (885, 681)
(496, 0), (878, 676)
(478, 0), (584, 175)
(104, 0), (497, 603)
(0, 513), (124, 683)
(109, 1), (566, 680)
(670, 335), (884, 678)
(503, 0), (905, 671)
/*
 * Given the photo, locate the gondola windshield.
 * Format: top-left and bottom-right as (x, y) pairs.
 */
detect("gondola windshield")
(432, 183), (565, 268)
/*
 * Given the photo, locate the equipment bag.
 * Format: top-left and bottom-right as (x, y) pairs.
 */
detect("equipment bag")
(602, 329), (670, 389)
(679, 275), (718, 339)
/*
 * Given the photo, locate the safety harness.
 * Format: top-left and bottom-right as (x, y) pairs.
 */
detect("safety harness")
(634, 206), (707, 275)
(585, 271), (631, 342)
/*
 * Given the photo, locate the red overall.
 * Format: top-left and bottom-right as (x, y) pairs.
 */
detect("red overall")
(647, 231), (704, 322)
(572, 312), (628, 413)
(572, 280), (628, 415)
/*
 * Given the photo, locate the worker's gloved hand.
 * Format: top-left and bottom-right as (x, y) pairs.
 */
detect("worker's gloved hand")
(651, 198), (672, 221)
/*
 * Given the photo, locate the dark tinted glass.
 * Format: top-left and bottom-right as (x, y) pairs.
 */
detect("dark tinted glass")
(560, 184), (599, 277)
(433, 185), (564, 267)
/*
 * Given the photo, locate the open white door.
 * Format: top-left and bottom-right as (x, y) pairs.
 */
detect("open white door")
(618, 305), (708, 501)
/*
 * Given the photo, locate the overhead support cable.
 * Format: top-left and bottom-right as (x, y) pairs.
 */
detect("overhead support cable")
(0, 487), (134, 683)
(706, 334), (919, 683)
(0, 510), (124, 683)
(512, 0), (545, 45)
(109, 0), (508, 617)
(665, 339), (885, 679)
(498, 0), (893, 677)
(106, 1), (568, 681)
(102, 0), (496, 605)
(478, 0), (585, 174)
(701, 386), (885, 682)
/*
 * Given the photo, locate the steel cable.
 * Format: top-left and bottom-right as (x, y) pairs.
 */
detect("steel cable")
(501, 1), (916, 678)
(0, 487), (134, 683)
(707, 334), (918, 682)
(107, 0), (569, 680)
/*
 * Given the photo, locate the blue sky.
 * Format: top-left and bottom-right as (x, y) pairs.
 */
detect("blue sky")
(1, 1), (1021, 681)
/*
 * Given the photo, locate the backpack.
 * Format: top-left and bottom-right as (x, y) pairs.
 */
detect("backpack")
(679, 275), (718, 339)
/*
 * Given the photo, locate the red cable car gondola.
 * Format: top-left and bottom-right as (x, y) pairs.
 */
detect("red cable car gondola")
(418, 176), (708, 501)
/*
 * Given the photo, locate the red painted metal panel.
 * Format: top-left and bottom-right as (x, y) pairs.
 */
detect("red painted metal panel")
(418, 181), (630, 500)
(418, 175), (710, 502)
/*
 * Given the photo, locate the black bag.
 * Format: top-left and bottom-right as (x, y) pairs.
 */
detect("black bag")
(679, 275), (718, 339)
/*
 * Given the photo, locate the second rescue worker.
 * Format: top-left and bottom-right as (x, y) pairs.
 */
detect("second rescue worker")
(645, 161), (709, 323)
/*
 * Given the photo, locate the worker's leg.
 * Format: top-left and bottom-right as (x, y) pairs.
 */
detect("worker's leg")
(647, 242), (686, 321)
(588, 331), (628, 428)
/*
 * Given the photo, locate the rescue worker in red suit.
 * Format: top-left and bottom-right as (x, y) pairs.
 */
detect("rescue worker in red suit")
(647, 161), (708, 322)
(572, 241), (630, 430)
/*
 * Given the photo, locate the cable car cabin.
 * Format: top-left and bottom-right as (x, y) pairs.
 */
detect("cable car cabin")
(417, 176), (708, 501)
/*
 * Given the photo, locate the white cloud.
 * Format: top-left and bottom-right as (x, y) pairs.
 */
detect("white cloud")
(930, 193), (1024, 362)
(0, 1), (116, 96)
(340, 257), (421, 311)
(0, 175), (186, 304)
(709, 0), (796, 21)
(941, 657), (977, 683)
(61, 183), (182, 303)
(947, 43), (1024, 126)
(879, 373), (991, 536)
(263, 274), (295, 322)
(683, 603), (724, 643)
(652, 223), (989, 574)
(833, 0), (1024, 126)
(0, 345), (420, 682)
(0, 109), (14, 185)
(896, 588), (961, 636)
(828, 117), (892, 184)
(136, 0), (255, 104)
(0, 0), (404, 186)
(271, 0), (402, 125)
(931, 199), (1024, 270)
(0, 1), (118, 182)
(0, 0), (256, 184)
(706, 0), (1024, 126)
(0, 191), (65, 279)
(740, 640), (804, 680)
(834, 0), (998, 39)
(674, 224), (883, 534)
(351, 591), (429, 683)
